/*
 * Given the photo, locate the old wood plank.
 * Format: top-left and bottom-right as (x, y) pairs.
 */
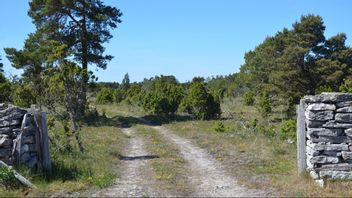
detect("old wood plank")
(0, 160), (37, 189)
(40, 112), (51, 172)
(297, 99), (307, 175)
(34, 112), (43, 172)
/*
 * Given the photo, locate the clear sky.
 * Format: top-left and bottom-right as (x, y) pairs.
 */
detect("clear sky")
(0, 0), (351, 83)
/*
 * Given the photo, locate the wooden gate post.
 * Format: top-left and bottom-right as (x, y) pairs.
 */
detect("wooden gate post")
(34, 111), (52, 173)
(297, 99), (306, 175)
(40, 112), (51, 172)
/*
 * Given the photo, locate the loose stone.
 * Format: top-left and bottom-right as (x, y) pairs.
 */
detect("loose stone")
(305, 110), (334, 121)
(320, 171), (352, 180)
(307, 128), (343, 137)
(307, 103), (336, 111)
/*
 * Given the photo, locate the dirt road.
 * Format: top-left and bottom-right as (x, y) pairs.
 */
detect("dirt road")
(92, 127), (170, 197)
(93, 115), (268, 197)
(151, 125), (265, 197)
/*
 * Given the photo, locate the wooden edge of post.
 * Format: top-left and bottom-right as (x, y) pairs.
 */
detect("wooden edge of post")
(297, 99), (307, 175)
(40, 112), (52, 172)
(0, 160), (37, 189)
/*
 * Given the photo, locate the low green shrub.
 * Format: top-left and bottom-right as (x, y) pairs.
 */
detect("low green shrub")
(114, 88), (126, 103)
(213, 121), (226, 132)
(256, 91), (271, 117)
(180, 79), (221, 120)
(96, 88), (115, 104)
(0, 166), (20, 189)
(0, 73), (12, 103)
(246, 119), (276, 138)
(13, 84), (36, 108)
(243, 91), (255, 106)
(280, 119), (296, 141)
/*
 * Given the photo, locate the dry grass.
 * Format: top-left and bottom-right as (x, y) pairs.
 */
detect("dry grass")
(95, 102), (144, 118)
(164, 98), (352, 197)
(135, 124), (191, 196)
(0, 123), (127, 197)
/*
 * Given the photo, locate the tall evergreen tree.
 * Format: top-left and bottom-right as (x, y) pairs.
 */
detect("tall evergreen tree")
(239, 14), (352, 117)
(5, 31), (53, 108)
(121, 73), (130, 91)
(27, 0), (122, 115)
(0, 56), (3, 73)
(0, 56), (12, 102)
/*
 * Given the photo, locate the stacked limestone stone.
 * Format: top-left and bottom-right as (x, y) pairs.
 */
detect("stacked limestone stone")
(304, 93), (352, 180)
(20, 112), (40, 168)
(0, 103), (38, 168)
(0, 104), (26, 164)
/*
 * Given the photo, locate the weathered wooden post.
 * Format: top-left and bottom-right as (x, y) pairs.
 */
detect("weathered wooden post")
(297, 99), (306, 175)
(40, 112), (51, 172)
(34, 111), (52, 173)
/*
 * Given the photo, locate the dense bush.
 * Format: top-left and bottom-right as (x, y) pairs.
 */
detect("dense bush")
(339, 78), (352, 93)
(114, 88), (126, 103)
(0, 74), (12, 103)
(280, 119), (296, 141)
(180, 79), (221, 120)
(243, 91), (255, 106)
(256, 91), (271, 117)
(141, 77), (183, 116)
(96, 88), (115, 104)
(13, 84), (36, 108)
(125, 84), (143, 105)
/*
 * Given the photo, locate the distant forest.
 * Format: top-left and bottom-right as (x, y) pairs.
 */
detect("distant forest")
(91, 14), (352, 120)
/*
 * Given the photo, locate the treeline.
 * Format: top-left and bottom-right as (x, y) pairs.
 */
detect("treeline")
(1, 13), (351, 132)
(94, 74), (221, 120)
(188, 15), (352, 120)
(238, 14), (352, 118)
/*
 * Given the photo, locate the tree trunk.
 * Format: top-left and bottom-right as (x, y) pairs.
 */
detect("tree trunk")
(79, 13), (88, 118)
(70, 113), (85, 153)
(65, 80), (85, 153)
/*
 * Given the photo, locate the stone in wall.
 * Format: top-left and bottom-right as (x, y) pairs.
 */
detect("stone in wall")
(0, 104), (26, 164)
(0, 103), (44, 170)
(302, 93), (352, 180)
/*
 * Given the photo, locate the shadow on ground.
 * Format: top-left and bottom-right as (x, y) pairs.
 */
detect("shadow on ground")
(118, 154), (159, 161)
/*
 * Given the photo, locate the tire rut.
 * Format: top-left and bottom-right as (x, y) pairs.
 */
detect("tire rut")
(151, 125), (268, 197)
(92, 127), (170, 197)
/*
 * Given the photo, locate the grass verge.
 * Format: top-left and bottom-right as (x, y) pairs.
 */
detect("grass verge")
(164, 98), (352, 197)
(0, 124), (126, 197)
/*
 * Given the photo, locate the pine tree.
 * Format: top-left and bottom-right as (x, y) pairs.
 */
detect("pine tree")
(27, 0), (123, 115)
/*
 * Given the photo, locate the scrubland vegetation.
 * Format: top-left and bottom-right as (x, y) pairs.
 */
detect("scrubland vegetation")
(1, 0), (352, 196)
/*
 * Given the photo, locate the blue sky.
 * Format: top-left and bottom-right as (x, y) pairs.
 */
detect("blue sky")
(1, 1), (351, 83)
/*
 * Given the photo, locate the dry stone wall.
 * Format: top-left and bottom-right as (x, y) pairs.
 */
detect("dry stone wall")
(301, 93), (352, 180)
(0, 104), (26, 164)
(0, 103), (50, 171)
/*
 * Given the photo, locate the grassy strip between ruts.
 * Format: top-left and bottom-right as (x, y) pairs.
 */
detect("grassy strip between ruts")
(135, 124), (191, 196)
(0, 124), (126, 197)
(164, 118), (352, 197)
